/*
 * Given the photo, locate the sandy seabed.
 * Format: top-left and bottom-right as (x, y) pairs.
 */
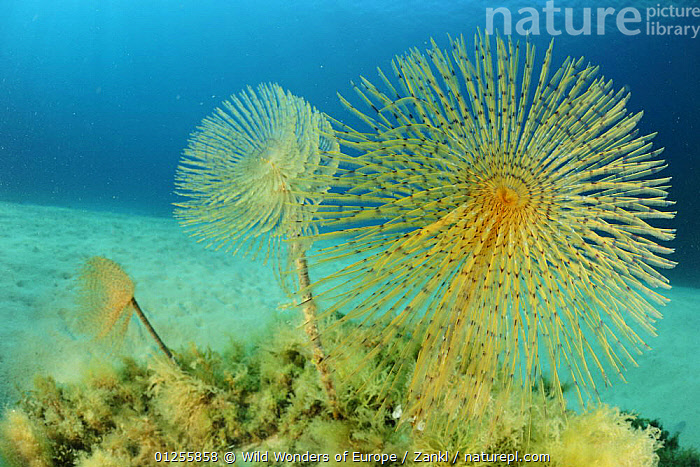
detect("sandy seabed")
(0, 200), (698, 449)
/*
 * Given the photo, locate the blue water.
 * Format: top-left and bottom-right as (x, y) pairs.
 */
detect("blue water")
(0, 0), (698, 285)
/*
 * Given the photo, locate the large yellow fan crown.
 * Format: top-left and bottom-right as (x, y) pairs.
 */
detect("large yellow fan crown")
(303, 31), (676, 429)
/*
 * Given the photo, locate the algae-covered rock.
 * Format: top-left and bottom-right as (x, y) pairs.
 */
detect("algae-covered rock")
(0, 319), (694, 467)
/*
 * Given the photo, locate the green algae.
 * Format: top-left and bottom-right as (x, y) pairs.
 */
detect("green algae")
(0, 316), (681, 467)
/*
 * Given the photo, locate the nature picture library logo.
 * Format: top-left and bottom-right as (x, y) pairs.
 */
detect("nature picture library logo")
(485, 1), (700, 38)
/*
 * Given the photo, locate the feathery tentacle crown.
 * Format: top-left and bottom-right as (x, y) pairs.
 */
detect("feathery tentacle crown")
(76, 256), (136, 346)
(306, 32), (676, 427)
(174, 83), (338, 287)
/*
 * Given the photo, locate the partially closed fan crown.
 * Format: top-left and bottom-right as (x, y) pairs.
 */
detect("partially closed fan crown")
(76, 256), (135, 343)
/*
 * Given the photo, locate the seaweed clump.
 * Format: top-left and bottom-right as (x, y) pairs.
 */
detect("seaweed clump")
(409, 383), (666, 467)
(0, 320), (409, 467)
(628, 416), (700, 467)
(0, 318), (689, 467)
